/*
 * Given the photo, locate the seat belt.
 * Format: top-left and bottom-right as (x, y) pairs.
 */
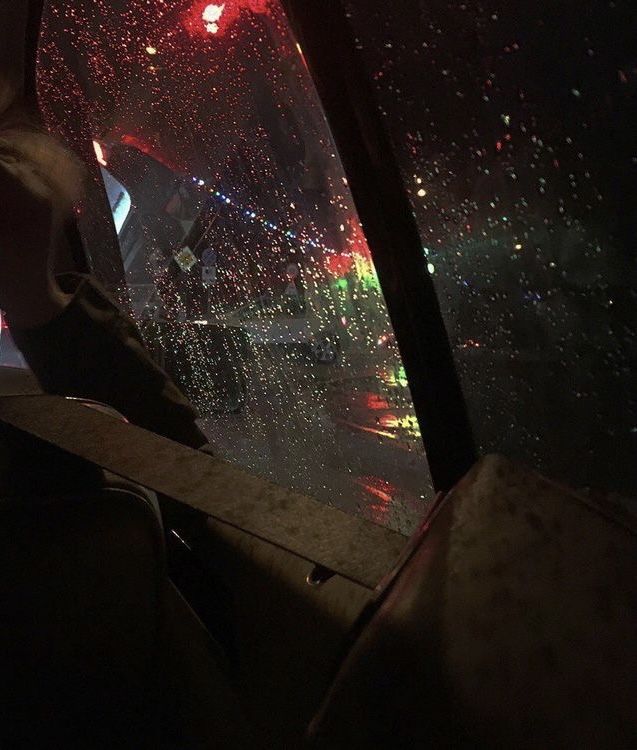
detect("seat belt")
(0, 394), (408, 589)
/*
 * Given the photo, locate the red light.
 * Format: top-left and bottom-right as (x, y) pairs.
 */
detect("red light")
(355, 476), (396, 505)
(184, 0), (272, 38)
(325, 252), (353, 277)
(365, 393), (390, 410)
(120, 134), (180, 171)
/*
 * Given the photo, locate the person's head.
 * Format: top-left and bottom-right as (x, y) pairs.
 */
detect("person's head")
(0, 85), (83, 226)
(0, 76), (84, 325)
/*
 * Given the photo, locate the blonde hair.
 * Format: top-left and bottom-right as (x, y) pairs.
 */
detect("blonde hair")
(0, 78), (84, 214)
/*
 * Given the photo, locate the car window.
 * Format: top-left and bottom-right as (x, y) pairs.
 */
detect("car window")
(37, 0), (435, 532)
(345, 0), (637, 499)
(0, 314), (27, 369)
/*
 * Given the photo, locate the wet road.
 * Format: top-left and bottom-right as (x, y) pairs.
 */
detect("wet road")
(198, 346), (435, 535)
(2, 325), (434, 534)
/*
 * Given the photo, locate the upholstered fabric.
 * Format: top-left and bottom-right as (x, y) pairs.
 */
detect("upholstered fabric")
(310, 455), (637, 748)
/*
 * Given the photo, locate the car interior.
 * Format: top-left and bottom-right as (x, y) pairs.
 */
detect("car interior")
(0, 0), (635, 747)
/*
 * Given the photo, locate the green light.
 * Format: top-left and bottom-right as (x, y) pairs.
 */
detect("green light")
(397, 365), (408, 388)
(361, 273), (380, 292)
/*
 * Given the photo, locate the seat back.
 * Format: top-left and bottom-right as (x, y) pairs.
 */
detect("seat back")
(309, 456), (637, 748)
(0, 423), (167, 748)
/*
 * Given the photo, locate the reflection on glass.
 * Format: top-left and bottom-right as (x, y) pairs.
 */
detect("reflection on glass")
(38, 0), (434, 532)
(0, 313), (27, 369)
(346, 0), (637, 498)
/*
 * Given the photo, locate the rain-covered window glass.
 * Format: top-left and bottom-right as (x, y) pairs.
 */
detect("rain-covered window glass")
(346, 0), (637, 498)
(37, 0), (434, 532)
(0, 314), (26, 368)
